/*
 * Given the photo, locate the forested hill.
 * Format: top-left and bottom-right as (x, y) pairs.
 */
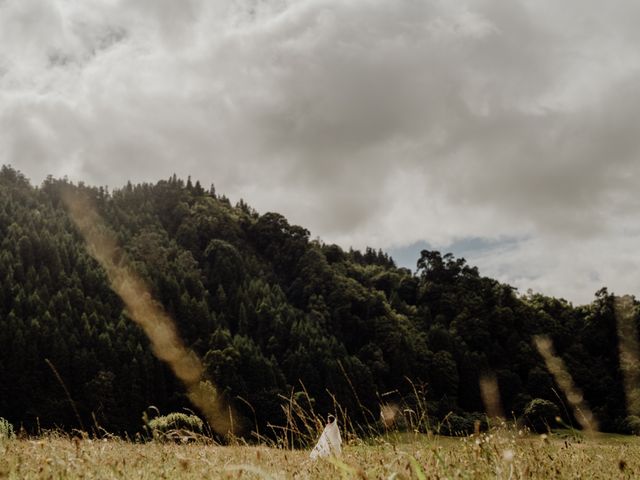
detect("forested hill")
(0, 165), (637, 436)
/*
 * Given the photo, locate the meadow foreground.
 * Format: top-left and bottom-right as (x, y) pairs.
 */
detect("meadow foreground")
(1, 430), (639, 479)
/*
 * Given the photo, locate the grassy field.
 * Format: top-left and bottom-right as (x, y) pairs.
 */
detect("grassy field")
(1, 429), (639, 479)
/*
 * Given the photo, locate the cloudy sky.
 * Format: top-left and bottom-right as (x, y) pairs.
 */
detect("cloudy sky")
(2, 0), (640, 304)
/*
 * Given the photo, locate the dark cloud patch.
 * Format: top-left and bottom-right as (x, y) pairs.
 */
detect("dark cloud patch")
(2, 0), (640, 302)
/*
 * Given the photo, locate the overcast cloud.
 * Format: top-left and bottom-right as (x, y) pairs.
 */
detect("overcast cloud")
(2, 0), (640, 304)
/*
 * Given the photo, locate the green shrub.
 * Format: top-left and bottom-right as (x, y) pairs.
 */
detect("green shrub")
(442, 414), (472, 436)
(622, 415), (640, 435)
(440, 413), (487, 436)
(147, 412), (204, 442)
(0, 417), (15, 440)
(523, 398), (559, 433)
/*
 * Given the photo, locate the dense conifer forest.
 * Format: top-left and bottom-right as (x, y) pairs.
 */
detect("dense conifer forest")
(0, 165), (637, 436)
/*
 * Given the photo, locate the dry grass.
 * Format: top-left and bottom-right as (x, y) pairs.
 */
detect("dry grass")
(2, 428), (640, 479)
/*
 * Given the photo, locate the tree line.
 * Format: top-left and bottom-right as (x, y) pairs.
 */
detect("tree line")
(0, 165), (638, 436)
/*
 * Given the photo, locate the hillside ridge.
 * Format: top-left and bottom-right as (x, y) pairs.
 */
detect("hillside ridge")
(0, 165), (636, 435)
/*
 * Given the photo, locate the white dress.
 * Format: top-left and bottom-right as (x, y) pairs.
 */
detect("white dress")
(310, 419), (342, 459)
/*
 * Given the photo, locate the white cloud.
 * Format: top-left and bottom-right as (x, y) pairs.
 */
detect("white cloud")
(2, 0), (640, 302)
(471, 232), (640, 305)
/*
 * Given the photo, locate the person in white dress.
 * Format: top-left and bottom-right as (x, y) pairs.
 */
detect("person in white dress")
(310, 414), (342, 459)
